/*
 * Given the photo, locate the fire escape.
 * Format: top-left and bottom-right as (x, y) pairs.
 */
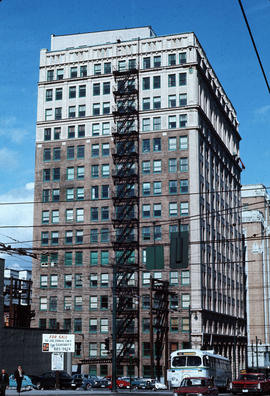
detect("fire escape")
(111, 63), (140, 370)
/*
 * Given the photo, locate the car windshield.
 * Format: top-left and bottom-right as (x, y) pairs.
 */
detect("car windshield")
(239, 375), (264, 381)
(182, 378), (208, 387)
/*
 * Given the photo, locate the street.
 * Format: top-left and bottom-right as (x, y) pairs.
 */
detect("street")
(5, 390), (233, 396)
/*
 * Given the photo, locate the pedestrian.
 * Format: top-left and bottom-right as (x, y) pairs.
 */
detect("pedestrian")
(0, 369), (9, 396)
(14, 365), (24, 394)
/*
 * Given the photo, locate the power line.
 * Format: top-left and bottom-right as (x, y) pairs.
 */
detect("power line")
(238, 0), (270, 93)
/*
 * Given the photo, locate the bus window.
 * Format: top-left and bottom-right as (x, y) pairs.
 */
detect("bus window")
(172, 356), (186, 367)
(203, 356), (210, 367)
(187, 356), (201, 366)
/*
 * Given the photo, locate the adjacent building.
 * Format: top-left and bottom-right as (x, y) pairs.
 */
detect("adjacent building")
(242, 184), (270, 370)
(32, 26), (246, 377)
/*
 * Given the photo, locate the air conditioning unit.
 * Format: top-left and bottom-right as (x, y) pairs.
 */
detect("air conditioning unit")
(65, 307), (71, 310)
(41, 263), (48, 267)
(51, 262), (55, 267)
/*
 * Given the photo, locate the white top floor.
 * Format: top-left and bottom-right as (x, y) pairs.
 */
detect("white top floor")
(241, 184), (269, 199)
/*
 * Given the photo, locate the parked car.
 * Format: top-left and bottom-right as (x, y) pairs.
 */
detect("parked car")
(230, 373), (270, 395)
(82, 375), (109, 390)
(173, 377), (218, 396)
(29, 370), (73, 389)
(71, 374), (84, 389)
(9, 375), (34, 391)
(106, 376), (130, 389)
(142, 379), (167, 390)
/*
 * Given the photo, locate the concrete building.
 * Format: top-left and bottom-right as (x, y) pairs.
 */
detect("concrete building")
(32, 26), (246, 377)
(242, 184), (270, 370)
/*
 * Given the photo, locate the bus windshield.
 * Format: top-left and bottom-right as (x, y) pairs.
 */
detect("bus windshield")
(172, 356), (202, 367)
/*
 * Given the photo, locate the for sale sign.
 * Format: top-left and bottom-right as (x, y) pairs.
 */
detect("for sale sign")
(42, 334), (75, 352)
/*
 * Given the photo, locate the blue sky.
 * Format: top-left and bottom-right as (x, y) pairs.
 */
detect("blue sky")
(0, 0), (269, 269)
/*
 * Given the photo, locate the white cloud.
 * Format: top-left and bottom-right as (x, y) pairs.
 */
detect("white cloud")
(255, 105), (270, 115)
(0, 184), (34, 269)
(0, 117), (29, 144)
(0, 147), (19, 169)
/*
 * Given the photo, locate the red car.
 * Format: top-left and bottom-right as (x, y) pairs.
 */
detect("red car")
(105, 376), (130, 389)
(230, 373), (270, 394)
(174, 377), (218, 396)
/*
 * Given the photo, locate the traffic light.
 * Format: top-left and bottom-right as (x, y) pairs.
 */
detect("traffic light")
(105, 337), (110, 351)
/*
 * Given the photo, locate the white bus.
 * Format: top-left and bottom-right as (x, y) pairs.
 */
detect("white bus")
(167, 349), (232, 390)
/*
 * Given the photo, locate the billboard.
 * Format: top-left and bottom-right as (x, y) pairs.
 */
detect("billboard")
(42, 334), (75, 353)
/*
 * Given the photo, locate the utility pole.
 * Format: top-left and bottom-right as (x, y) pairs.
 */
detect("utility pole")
(150, 276), (155, 379)
(256, 336), (259, 369)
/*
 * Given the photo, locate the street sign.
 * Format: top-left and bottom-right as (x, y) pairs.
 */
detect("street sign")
(51, 353), (64, 370)
(42, 334), (75, 352)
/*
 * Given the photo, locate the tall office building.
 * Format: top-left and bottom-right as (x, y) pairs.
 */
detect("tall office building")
(32, 27), (246, 377)
(242, 184), (270, 369)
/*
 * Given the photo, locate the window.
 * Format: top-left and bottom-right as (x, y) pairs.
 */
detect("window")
(56, 69), (64, 80)
(179, 114), (187, 128)
(40, 275), (48, 288)
(54, 127), (61, 140)
(180, 135), (188, 150)
(90, 251), (98, 266)
(92, 123), (100, 136)
(153, 96), (161, 109)
(129, 59), (136, 69)
(101, 206), (109, 221)
(153, 117), (161, 130)
(142, 97), (150, 110)
(153, 203), (162, 217)
(66, 167), (74, 181)
(142, 139), (150, 153)
(153, 55), (161, 67)
(90, 229), (98, 243)
(77, 166), (84, 180)
(179, 72), (187, 86)
(168, 115), (177, 129)
(153, 160), (161, 173)
(64, 252), (72, 266)
(182, 318), (190, 333)
(79, 85), (86, 97)
(93, 83), (100, 96)
(75, 273), (82, 288)
(180, 179), (188, 194)
(168, 95), (176, 108)
(45, 109), (53, 121)
(153, 181), (162, 195)
(103, 102), (110, 114)
(104, 62), (111, 74)
(143, 57), (151, 69)
(170, 317), (179, 332)
(101, 185), (109, 199)
(53, 147), (61, 161)
(101, 250), (109, 265)
(43, 189), (50, 202)
(169, 180), (177, 194)
(100, 318), (108, 333)
(51, 231), (59, 245)
(40, 297), (47, 311)
(69, 86), (76, 98)
(102, 122), (110, 135)
(65, 230), (73, 244)
(42, 210), (49, 224)
(142, 77), (150, 90)
(168, 53), (176, 66)
(142, 160), (150, 174)
(93, 103), (100, 116)
(102, 143), (110, 157)
(180, 157), (188, 172)
(91, 144), (99, 158)
(68, 126), (75, 139)
(64, 274), (72, 289)
(80, 65), (87, 77)
(89, 319), (98, 333)
(44, 128), (51, 141)
(101, 273), (109, 288)
(49, 296), (57, 312)
(76, 145), (84, 159)
(142, 118), (150, 132)
(89, 342), (98, 357)
(74, 296), (83, 311)
(182, 270), (190, 285)
(142, 182), (151, 196)
(142, 295), (150, 309)
(76, 230), (83, 244)
(180, 202), (189, 216)
(94, 64), (101, 75)
(179, 93), (187, 107)
(55, 88), (62, 100)
(74, 318), (82, 333)
(168, 137), (177, 151)
(53, 168), (60, 181)
(153, 137), (161, 152)
(90, 296), (98, 311)
(47, 70), (54, 81)
(70, 67), (77, 78)
(153, 76), (161, 89)
(91, 186), (99, 200)
(103, 82), (110, 95)
(46, 89), (53, 101)
(66, 209), (73, 222)
(76, 208), (84, 222)
(91, 165), (99, 178)
(102, 164), (110, 177)
(169, 202), (178, 216)
(169, 158), (177, 172)
(43, 148), (51, 162)
(179, 52), (187, 64)
(142, 317), (150, 333)
(91, 207), (98, 221)
(41, 232), (49, 245)
(52, 210), (59, 223)
(142, 204), (151, 218)
(67, 146), (75, 160)
(170, 271), (178, 285)
(69, 106), (76, 118)
(181, 294), (190, 309)
(101, 228), (109, 242)
(78, 105), (85, 117)
(142, 227), (151, 241)
(118, 60), (126, 71)
(168, 74), (176, 87)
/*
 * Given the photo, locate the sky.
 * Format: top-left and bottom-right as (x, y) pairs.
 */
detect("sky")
(0, 0), (269, 269)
